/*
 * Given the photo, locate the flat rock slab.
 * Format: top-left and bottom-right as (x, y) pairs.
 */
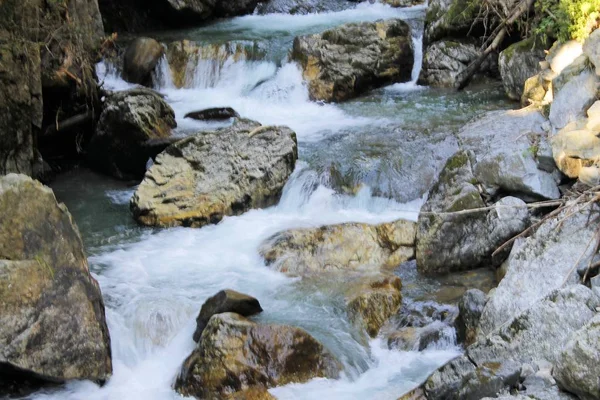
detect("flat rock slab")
(131, 119), (298, 228)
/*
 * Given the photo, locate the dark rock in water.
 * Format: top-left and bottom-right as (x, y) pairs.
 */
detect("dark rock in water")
(416, 151), (530, 276)
(455, 289), (486, 346)
(131, 119), (298, 228)
(184, 107), (241, 121)
(0, 41), (42, 177)
(87, 88), (176, 180)
(193, 290), (263, 342)
(0, 174), (112, 387)
(292, 19), (414, 102)
(256, 0), (355, 14)
(123, 37), (164, 86)
(175, 313), (340, 398)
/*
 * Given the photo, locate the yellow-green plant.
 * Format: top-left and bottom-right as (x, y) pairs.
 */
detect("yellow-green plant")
(534, 0), (600, 42)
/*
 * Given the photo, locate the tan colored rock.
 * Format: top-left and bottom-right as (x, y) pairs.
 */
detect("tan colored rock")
(292, 19), (413, 102)
(552, 128), (600, 178)
(346, 275), (402, 337)
(131, 119), (298, 228)
(226, 387), (276, 400)
(578, 165), (600, 186)
(521, 73), (552, 107)
(0, 174), (112, 383)
(586, 100), (600, 132)
(123, 37), (165, 86)
(175, 313), (340, 398)
(260, 219), (416, 276)
(398, 387), (427, 400)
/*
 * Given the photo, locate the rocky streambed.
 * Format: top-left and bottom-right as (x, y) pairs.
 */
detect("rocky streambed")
(3, 0), (600, 399)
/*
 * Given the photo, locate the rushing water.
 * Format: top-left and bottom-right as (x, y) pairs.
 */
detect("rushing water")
(31, 2), (512, 399)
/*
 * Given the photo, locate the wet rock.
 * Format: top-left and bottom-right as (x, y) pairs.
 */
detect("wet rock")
(553, 313), (600, 400)
(193, 289), (263, 342)
(384, 0), (426, 6)
(123, 37), (164, 86)
(459, 109), (560, 200)
(0, 41), (42, 176)
(456, 289), (486, 346)
(175, 313), (340, 398)
(471, 285), (599, 367)
(416, 151), (530, 275)
(226, 387), (276, 400)
(87, 88), (176, 180)
(549, 70), (598, 131)
(260, 219), (416, 276)
(499, 37), (546, 101)
(131, 119), (297, 228)
(256, 0), (355, 14)
(583, 29), (600, 76)
(419, 40), (496, 88)
(423, 355), (521, 400)
(292, 19), (413, 102)
(519, 370), (577, 400)
(184, 107), (241, 121)
(346, 275), (403, 337)
(387, 321), (452, 351)
(478, 204), (599, 336)
(0, 174), (112, 384)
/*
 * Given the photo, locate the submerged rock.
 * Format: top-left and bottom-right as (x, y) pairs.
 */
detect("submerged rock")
(0, 174), (112, 385)
(419, 40), (497, 87)
(260, 219), (416, 276)
(553, 313), (600, 400)
(346, 275), (403, 337)
(498, 37), (546, 101)
(131, 119), (297, 228)
(416, 151), (530, 275)
(459, 109), (560, 200)
(478, 204), (599, 337)
(193, 290), (263, 342)
(184, 107), (241, 121)
(292, 19), (413, 102)
(175, 313), (340, 398)
(87, 88), (176, 180)
(123, 37), (164, 86)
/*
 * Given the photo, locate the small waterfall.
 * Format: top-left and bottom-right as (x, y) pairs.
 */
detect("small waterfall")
(153, 55), (175, 90)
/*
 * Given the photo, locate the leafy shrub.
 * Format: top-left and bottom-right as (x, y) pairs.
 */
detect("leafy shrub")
(534, 0), (600, 42)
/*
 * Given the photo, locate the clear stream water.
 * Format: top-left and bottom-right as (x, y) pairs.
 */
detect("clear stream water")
(32, 2), (510, 399)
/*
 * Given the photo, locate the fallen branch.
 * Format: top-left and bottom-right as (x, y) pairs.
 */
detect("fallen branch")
(420, 199), (564, 217)
(44, 111), (94, 136)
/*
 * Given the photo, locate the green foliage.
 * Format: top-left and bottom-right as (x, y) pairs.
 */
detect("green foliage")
(534, 0), (600, 42)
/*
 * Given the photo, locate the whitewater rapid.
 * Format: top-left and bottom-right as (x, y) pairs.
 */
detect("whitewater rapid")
(33, 3), (466, 400)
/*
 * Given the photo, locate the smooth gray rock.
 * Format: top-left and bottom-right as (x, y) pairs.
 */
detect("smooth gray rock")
(416, 151), (530, 275)
(549, 70), (598, 131)
(583, 29), (600, 76)
(470, 285), (599, 366)
(131, 119), (298, 228)
(478, 204), (599, 336)
(193, 290), (263, 342)
(554, 313), (600, 400)
(499, 37), (546, 100)
(87, 88), (176, 180)
(419, 40), (497, 87)
(459, 109), (560, 200)
(292, 19), (413, 102)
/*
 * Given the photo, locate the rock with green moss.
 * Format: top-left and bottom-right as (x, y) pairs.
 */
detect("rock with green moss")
(416, 151), (530, 276)
(0, 174), (112, 389)
(175, 313), (340, 398)
(499, 37), (546, 100)
(87, 88), (177, 180)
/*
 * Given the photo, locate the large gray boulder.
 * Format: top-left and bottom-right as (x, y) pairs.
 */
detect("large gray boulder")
(458, 109), (560, 201)
(549, 69), (598, 131)
(478, 204), (599, 337)
(175, 313), (340, 399)
(122, 37), (164, 86)
(470, 285), (600, 366)
(292, 19), (414, 102)
(131, 119), (298, 228)
(554, 313), (600, 400)
(260, 219), (416, 276)
(416, 151), (530, 275)
(0, 174), (112, 385)
(87, 88), (177, 180)
(498, 37), (546, 100)
(419, 40), (497, 87)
